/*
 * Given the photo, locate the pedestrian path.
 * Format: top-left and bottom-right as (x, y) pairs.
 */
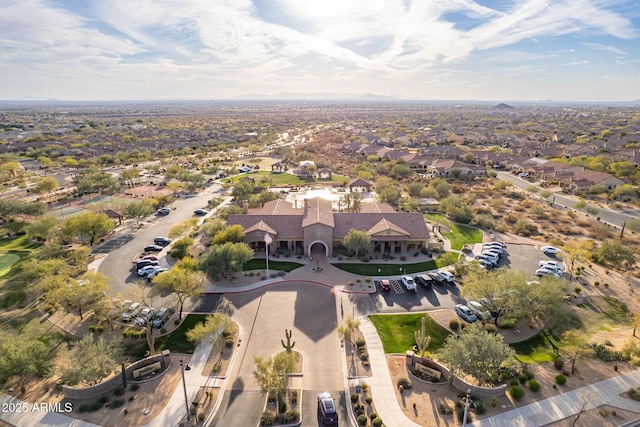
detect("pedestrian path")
(471, 370), (640, 427)
(359, 317), (422, 427)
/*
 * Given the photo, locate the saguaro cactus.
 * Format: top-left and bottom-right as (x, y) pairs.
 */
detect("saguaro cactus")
(414, 316), (431, 358)
(282, 328), (296, 353)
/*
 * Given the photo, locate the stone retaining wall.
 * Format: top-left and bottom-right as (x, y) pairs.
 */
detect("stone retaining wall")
(63, 351), (172, 400)
(406, 353), (507, 398)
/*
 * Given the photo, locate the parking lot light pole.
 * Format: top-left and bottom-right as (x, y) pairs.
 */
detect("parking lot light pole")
(180, 359), (191, 423)
(462, 388), (472, 425)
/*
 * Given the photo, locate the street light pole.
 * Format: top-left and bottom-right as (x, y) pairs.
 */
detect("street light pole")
(462, 388), (473, 425)
(180, 359), (191, 423)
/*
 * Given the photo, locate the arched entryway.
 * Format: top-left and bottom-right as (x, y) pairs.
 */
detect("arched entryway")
(308, 241), (329, 258)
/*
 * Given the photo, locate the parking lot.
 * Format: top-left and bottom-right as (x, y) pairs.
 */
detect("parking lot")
(366, 240), (556, 314)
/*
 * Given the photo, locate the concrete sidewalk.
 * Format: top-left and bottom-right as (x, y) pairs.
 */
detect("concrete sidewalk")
(471, 370), (640, 427)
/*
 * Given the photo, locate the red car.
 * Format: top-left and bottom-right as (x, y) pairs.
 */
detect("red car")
(141, 255), (158, 261)
(379, 279), (391, 292)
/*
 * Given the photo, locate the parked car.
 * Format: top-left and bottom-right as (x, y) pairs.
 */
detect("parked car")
(378, 279), (391, 292)
(475, 254), (498, 266)
(479, 252), (499, 263)
(144, 244), (164, 252)
(535, 268), (562, 278)
(135, 259), (159, 269)
(147, 267), (168, 279)
(438, 271), (455, 283)
(134, 307), (155, 326)
(140, 255), (158, 261)
(121, 302), (141, 323)
(541, 245), (561, 255)
(153, 237), (172, 246)
(317, 392), (338, 425)
(400, 275), (417, 291)
(483, 243), (504, 252)
(151, 307), (170, 328)
(476, 258), (494, 269)
(455, 304), (478, 323)
(138, 265), (162, 277)
(467, 301), (492, 321)
(194, 209), (208, 216)
(157, 207), (171, 215)
(427, 272), (447, 285)
(414, 274), (434, 289)
(484, 241), (506, 249)
(539, 260), (565, 271)
(483, 248), (503, 259)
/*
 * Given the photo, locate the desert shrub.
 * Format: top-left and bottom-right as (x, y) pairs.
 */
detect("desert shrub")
(356, 337), (366, 347)
(588, 343), (626, 362)
(524, 370), (535, 380)
(509, 378), (520, 386)
(449, 319), (460, 331)
(508, 385), (525, 400)
(370, 411), (378, 420)
(499, 317), (519, 329)
(528, 380), (541, 392)
(397, 378), (412, 389)
(554, 358), (564, 370)
(357, 414), (368, 426)
(260, 411), (275, 425)
(518, 373), (528, 384)
(474, 399), (486, 415)
(555, 374), (567, 385)
(373, 418), (384, 427)
(627, 388), (640, 401)
(106, 399), (125, 409)
(114, 387), (125, 396)
(360, 351), (369, 361)
(225, 337), (234, 348)
(283, 410), (299, 423)
(439, 403), (453, 414)
(365, 396), (373, 405)
(351, 393), (359, 403)
(484, 323), (497, 333)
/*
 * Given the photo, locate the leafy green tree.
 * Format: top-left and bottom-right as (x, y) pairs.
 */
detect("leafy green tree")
(597, 239), (635, 270)
(378, 186), (402, 206)
(199, 242), (254, 280)
(429, 178), (450, 199)
(153, 267), (206, 320)
(407, 182), (424, 197)
(561, 330), (594, 374)
(63, 211), (114, 246)
(253, 352), (296, 414)
(122, 200), (154, 226)
(187, 312), (233, 356)
(55, 272), (109, 320)
(170, 236), (194, 259)
(121, 168), (140, 187)
(60, 335), (121, 386)
(337, 316), (361, 347)
(0, 337), (53, 387)
(200, 218), (226, 238)
(168, 218), (199, 239)
(390, 164), (411, 179)
(213, 225), (246, 244)
(33, 176), (59, 196)
(563, 239), (597, 276)
(28, 215), (60, 242)
(441, 195), (474, 224)
(231, 180), (255, 200)
(342, 229), (372, 257)
(438, 322), (515, 385)
(0, 199), (45, 219)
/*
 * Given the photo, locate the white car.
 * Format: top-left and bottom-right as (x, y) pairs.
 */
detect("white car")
(400, 275), (417, 291)
(468, 301), (492, 321)
(138, 265), (162, 276)
(480, 252), (499, 262)
(439, 271), (455, 283)
(535, 268), (562, 278)
(539, 260), (565, 271)
(476, 254), (497, 266)
(541, 246), (561, 255)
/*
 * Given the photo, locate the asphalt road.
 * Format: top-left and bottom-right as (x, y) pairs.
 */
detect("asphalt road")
(496, 171), (636, 227)
(94, 183), (225, 296)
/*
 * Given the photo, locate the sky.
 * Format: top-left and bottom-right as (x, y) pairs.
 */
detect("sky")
(1, 0), (639, 102)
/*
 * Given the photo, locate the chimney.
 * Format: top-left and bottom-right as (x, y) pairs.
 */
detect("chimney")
(242, 200), (248, 214)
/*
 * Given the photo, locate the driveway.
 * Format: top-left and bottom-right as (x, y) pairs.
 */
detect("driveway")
(212, 282), (346, 426)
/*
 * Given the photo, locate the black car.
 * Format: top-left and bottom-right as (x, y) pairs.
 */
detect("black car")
(427, 272), (447, 285)
(317, 392), (338, 425)
(153, 237), (172, 246)
(193, 209), (208, 216)
(144, 244), (164, 252)
(414, 274), (434, 289)
(135, 259), (159, 269)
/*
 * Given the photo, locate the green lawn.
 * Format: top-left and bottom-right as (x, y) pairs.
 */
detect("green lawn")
(243, 259), (304, 272)
(368, 313), (451, 354)
(332, 252), (458, 276)
(155, 314), (208, 354)
(0, 254), (20, 278)
(511, 331), (558, 364)
(225, 170), (348, 186)
(423, 213), (483, 250)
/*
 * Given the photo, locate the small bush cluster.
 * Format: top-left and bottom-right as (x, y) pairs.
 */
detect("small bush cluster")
(528, 380), (541, 392)
(588, 343), (626, 362)
(554, 358), (564, 370)
(397, 378), (412, 390)
(508, 385), (525, 400)
(260, 411), (275, 425)
(499, 317), (519, 329)
(357, 414), (368, 426)
(449, 319), (460, 331)
(555, 374), (567, 385)
(106, 399), (125, 409)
